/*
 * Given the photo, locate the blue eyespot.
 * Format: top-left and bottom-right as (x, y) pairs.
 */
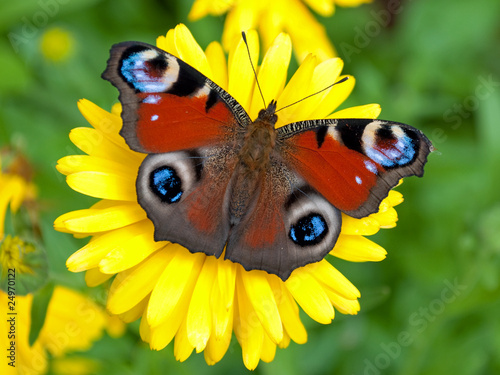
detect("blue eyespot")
(121, 52), (168, 93)
(150, 166), (182, 203)
(365, 130), (416, 168)
(289, 213), (328, 246)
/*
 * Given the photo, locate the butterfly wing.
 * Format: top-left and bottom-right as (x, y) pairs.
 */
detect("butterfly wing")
(277, 119), (433, 218)
(102, 41), (251, 153)
(224, 153), (342, 280)
(103, 42), (249, 257)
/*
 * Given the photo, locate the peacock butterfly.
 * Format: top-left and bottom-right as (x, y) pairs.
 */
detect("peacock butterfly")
(102, 41), (432, 280)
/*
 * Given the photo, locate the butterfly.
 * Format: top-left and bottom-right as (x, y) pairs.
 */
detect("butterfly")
(102, 41), (432, 280)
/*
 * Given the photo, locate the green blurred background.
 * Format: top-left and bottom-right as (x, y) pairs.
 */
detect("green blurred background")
(1, 0), (500, 374)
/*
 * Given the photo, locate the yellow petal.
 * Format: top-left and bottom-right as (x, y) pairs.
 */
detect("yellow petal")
(386, 190), (404, 206)
(204, 296), (233, 364)
(56, 155), (138, 177)
(149, 264), (199, 350)
(107, 249), (173, 315)
(269, 277), (307, 344)
(341, 214), (380, 236)
(228, 29), (258, 112)
(173, 24), (212, 78)
(331, 235), (387, 262)
(284, 0), (336, 62)
(241, 270), (283, 344)
(260, 332), (277, 363)
(98, 221), (164, 274)
(66, 221), (153, 273)
(324, 289), (361, 315)
(84, 267), (113, 287)
(147, 246), (205, 327)
(328, 103), (381, 119)
(139, 308), (151, 343)
(307, 260), (360, 299)
(222, 4), (259, 53)
(156, 30), (177, 57)
(187, 256), (217, 352)
(303, 0), (335, 16)
(285, 268), (334, 324)
(54, 202), (146, 234)
(205, 41), (228, 90)
(218, 257), (237, 310)
(174, 318), (194, 362)
(69, 127), (143, 165)
(77, 99), (125, 145)
(275, 53), (317, 127)
(249, 33), (291, 119)
(314, 74), (355, 118)
(119, 297), (148, 323)
(234, 273), (264, 371)
(66, 171), (136, 201)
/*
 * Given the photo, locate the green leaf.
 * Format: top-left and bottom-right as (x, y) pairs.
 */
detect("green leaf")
(29, 282), (54, 346)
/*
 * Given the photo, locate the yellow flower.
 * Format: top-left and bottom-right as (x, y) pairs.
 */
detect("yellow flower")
(1, 286), (121, 375)
(40, 27), (74, 62)
(55, 24), (402, 370)
(0, 157), (35, 241)
(189, 0), (372, 62)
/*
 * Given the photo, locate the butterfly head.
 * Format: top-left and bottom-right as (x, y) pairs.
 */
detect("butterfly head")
(256, 100), (278, 126)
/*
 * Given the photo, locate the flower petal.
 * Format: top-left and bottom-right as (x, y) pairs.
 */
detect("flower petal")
(328, 103), (381, 119)
(241, 270), (283, 344)
(275, 53), (317, 127)
(269, 277), (307, 344)
(234, 273), (264, 370)
(69, 127), (143, 166)
(84, 267), (113, 287)
(331, 235), (387, 262)
(107, 249), (174, 315)
(228, 29), (259, 113)
(187, 256), (217, 352)
(307, 260), (360, 299)
(341, 214), (380, 236)
(324, 289), (361, 315)
(285, 268), (334, 324)
(249, 33), (291, 119)
(314, 74), (354, 118)
(66, 171), (136, 201)
(174, 318), (195, 362)
(173, 24), (212, 78)
(205, 41), (228, 89)
(147, 246), (205, 327)
(54, 202), (146, 234)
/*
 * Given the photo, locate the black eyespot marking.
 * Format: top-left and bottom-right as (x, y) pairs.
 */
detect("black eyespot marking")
(289, 213), (329, 246)
(146, 56), (168, 75)
(150, 166), (183, 203)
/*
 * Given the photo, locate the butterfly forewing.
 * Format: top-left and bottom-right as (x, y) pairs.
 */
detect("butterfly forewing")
(102, 42), (251, 154)
(277, 118), (433, 218)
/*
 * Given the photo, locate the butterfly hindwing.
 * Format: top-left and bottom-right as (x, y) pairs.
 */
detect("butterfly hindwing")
(277, 118), (433, 218)
(136, 145), (239, 257)
(102, 42), (251, 154)
(225, 155), (342, 280)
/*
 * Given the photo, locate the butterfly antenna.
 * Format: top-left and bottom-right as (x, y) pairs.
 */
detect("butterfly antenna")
(242, 31), (267, 109)
(275, 76), (349, 113)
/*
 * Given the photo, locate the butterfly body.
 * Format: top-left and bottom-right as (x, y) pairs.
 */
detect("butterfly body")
(103, 42), (432, 280)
